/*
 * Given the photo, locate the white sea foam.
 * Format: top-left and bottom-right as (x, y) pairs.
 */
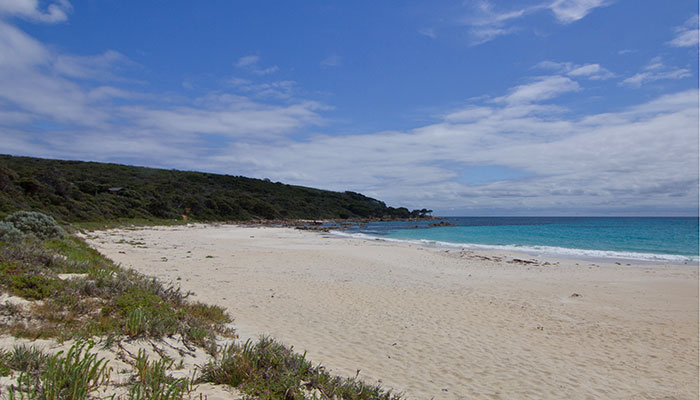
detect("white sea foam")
(328, 230), (699, 264)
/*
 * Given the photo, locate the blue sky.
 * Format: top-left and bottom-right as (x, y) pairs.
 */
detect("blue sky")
(0, 0), (698, 216)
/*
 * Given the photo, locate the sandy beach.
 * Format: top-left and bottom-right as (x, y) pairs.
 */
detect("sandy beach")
(85, 224), (699, 400)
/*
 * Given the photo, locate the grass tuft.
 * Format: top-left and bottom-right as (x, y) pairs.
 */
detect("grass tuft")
(128, 349), (191, 400)
(5, 341), (111, 400)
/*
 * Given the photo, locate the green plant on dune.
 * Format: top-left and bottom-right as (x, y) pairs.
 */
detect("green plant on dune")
(128, 349), (192, 400)
(200, 336), (313, 399)
(5, 341), (111, 400)
(0, 344), (48, 378)
(200, 336), (402, 400)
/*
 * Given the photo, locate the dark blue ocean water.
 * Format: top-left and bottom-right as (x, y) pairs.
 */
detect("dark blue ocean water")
(332, 217), (699, 263)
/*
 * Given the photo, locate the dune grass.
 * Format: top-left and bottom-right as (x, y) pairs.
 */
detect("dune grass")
(3, 341), (111, 400)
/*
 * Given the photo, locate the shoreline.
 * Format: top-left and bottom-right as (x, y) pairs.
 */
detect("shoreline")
(85, 224), (699, 399)
(325, 229), (699, 266)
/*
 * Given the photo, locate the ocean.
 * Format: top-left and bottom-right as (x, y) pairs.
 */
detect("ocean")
(331, 217), (699, 264)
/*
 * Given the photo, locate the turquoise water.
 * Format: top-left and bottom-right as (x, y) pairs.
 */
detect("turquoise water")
(335, 217), (699, 263)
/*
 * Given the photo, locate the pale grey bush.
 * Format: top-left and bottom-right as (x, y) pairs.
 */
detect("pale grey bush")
(0, 221), (23, 242)
(4, 211), (64, 240)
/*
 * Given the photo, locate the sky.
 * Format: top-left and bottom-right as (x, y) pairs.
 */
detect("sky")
(0, 0), (698, 216)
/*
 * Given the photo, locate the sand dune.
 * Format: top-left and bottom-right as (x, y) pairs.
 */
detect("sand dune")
(86, 224), (699, 400)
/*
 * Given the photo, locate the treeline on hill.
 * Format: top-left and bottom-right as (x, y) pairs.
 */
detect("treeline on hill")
(0, 155), (432, 223)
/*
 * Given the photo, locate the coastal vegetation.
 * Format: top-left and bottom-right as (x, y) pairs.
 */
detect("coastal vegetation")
(0, 155), (429, 224)
(0, 211), (403, 399)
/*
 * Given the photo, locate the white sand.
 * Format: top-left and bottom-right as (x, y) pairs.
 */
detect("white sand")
(85, 224), (699, 400)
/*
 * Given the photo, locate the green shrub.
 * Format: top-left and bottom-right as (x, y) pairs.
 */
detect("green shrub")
(200, 337), (403, 400)
(4, 211), (64, 240)
(7, 274), (62, 300)
(200, 337), (313, 399)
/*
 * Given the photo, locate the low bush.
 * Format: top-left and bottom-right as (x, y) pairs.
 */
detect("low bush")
(4, 211), (64, 240)
(6, 273), (63, 300)
(200, 336), (402, 400)
(0, 222), (22, 243)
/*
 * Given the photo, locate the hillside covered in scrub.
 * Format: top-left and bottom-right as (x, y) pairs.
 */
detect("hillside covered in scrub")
(0, 155), (430, 223)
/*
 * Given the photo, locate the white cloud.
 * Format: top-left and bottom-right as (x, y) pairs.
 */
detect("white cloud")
(0, 21), (326, 146)
(568, 64), (610, 79)
(0, 0), (71, 23)
(536, 60), (614, 80)
(548, 0), (608, 24)
(229, 77), (252, 86)
(465, 2), (529, 27)
(418, 28), (436, 39)
(495, 75), (580, 104)
(0, 20), (130, 126)
(235, 54), (279, 75)
(235, 55), (259, 68)
(200, 88), (697, 214)
(0, 20), (48, 68)
(125, 99), (323, 138)
(230, 78), (299, 99)
(462, 0), (609, 45)
(251, 66), (279, 76)
(320, 55), (342, 68)
(53, 50), (134, 81)
(667, 14), (699, 48)
(444, 106), (493, 123)
(469, 27), (515, 45)
(621, 57), (691, 87)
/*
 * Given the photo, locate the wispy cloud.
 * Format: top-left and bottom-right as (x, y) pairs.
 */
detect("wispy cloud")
(621, 57), (691, 87)
(495, 75), (580, 104)
(418, 28), (436, 39)
(53, 50), (135, 81)
(536, 61), (614, 80)
(469, 27), (517, 45)
(203, 88), (697, 214)
(548, 0), (608, 24)
(667, 14), (699, 48)
(234, 54), (279, 75)
(0, 20), (325, 151)
(320, 55), (342, 68)
(0, 0), (72, 23)
(125, 97), (323, 138)
(462, 0), (610, 45)
(235, 55), (259, 68)
(229, 78), (298, 99)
